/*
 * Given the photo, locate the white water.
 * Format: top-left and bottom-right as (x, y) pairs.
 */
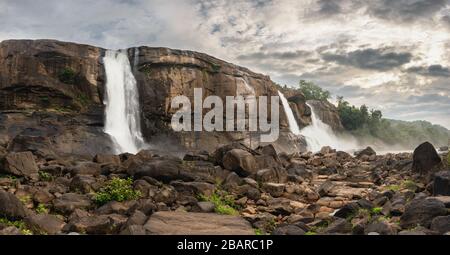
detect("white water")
(103, 50), (146, 154)
(278, 91), (301, 135)
(300, 102), (358, 152)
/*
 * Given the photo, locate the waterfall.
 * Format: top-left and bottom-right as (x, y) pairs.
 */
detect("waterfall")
(103, 50), (145, 154)
(300, 102), (357, 152)
(278, 91), (301, 135)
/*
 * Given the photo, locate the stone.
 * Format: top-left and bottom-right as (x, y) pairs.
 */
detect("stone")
(324, 218), (352, 234)
(0, 226), (22, 235)
(431, 196), (450, 208)
(96, 201), (134, 215)
(430, 215), (450, 234)
(197, 201), (215, 213)
(33, 189), (55, 204)
(128, 157), (193, 183)
(0, 190), (27, 219)
(433, 171), (450, 196)
(65, 214), (125, 234)
(400, 198), (447, 228)
(93, 154), (121, 165)
(69, 175), (97, 193)
(153, 185), (178, 205)
(2, 151), (38, 178)
(53, 193), (92, 214)
(333, 202), (360, 219)
(69, 162), (101, 176)
(222, 149), (257, 177)
(144, 211), (254, 235)
(317, 180), (334, 197)
(262, 183), (285, 197)
(120, 225), (147, 235)
(25, 214), (65, 235)
(365, 220), (396, 235)
(355, 147), (376, 158)
(256, 168), (288, 183)
(412, 142), (441, 175)
(272, 224), (305, 235)
(125, 210), (148, 227)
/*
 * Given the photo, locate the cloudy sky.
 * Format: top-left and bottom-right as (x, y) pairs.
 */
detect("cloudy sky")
(1, 0), (450, 128)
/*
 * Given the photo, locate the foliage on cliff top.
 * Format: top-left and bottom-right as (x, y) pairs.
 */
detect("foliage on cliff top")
(298, 80), (331, 101)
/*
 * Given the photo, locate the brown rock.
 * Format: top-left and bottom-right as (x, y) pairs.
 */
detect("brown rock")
(2, 151), (38, 179)
(222, 149), (257, 177)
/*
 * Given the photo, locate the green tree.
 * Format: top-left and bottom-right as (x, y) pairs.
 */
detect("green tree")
(298, 80), (330, 101)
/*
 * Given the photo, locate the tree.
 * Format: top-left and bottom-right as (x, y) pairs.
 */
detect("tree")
(298, 80), (330, 101)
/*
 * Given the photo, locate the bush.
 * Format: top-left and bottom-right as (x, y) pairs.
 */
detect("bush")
(199, 189), (239, 215)
(38, 171), (53, 182)
(94, 177), (141, 205)
(58, 68), (77, 84)
(298, 80), (330, 101)
(35, 204), (49, 214)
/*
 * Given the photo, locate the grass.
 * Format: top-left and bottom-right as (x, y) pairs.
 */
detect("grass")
(0, 218), (32, 235)
(305, 231), (317, 235)
(199, 189), (239, 216)
(254, 228), (264, 235)
(371, 207), (383, 216)
(94, 177), (141, 206)
(402, 180), (418, 191)
(19, 195), (32, 205)
(35, 204), (49, 214)
(38, 171), (53, 182)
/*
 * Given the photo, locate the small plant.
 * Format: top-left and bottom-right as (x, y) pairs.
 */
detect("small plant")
(19, 195), (32, 205)
(199, 189), (239, 216)
(58, 67), (77, 84)
(402, 180), (417, 191)
(385, 184), (400, 192)
(0, 218), (32, 235)
(254, 228), (264, 235)
(38, 171), (53, 182)
(0, 174), (17, 180)
(94, 177), (141, 205)
(371, 207), (383, 215)
(305, 231), (317, 235)
(35, 204), (49, 214)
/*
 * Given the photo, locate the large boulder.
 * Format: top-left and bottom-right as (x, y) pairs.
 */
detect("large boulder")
(430, 216), (450, 234)
(25, 214), (66, 235)
(2, 151), (38, 178)
(144, 211), (254, 235)
(0, 190), (27, 219)
(433, 171), (450, 196)
(222, 149), (257, 177)
(412, 142), (441, 175)
(128, 157), (194, 183)
(53, 193), (92, 214)
(355, 146), (376, 158)
(400, 198), (447, 229)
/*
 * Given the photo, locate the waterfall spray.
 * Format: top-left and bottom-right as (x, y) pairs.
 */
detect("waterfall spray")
(103, 50), (146, 154)
(278, 91), (301, 135)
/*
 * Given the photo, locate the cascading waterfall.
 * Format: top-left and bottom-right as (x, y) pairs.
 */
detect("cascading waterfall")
(103, 50), (146, 154)
(278, 91), (301, 135)
(278, 90), (357, 152)
(300, 102), (358, 152)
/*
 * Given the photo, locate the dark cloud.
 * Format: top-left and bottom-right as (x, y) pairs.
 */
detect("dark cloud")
(322, 48), (412, 70)
(237, 50), (312, 60)
(317, 0), (342, 15)
(363, 0), (449, 22)
(407, 64), (450, 77)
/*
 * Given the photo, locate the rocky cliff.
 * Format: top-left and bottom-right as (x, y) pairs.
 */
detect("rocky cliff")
(307, 100), (344, 131)
(0, 39), (312, 157)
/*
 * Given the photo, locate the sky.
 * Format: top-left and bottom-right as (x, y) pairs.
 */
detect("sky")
(1, 0), (450, 128)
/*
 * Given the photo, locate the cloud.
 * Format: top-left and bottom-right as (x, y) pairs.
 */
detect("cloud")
(407, 64), (450, 77)
(363, 0), (449, 22)
(322, 48), (413, 70)
(237, 50), (312, 60)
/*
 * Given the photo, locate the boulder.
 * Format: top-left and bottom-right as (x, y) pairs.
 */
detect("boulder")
(256, 168), (288, 183)
(262, 183), (285, 197)
(25, 214), (65, 235)
(53, 193), (92, 214)
(412, 142), (441, 175)
(120, 225), (147, 235)
(128, 157), (193, 183)
(93, 154), (121, 165)
(430, 215), (450, 234)
(324, 218), (352, 234)
(317, 180), (334, 197)
(355, 146), (376, 158)
(364, 220), (397, 235)
(272, 224), (305, 235)
(433, 171), (450, 196)
(400, 198), (447, 228)
(2, 151), (38, 178)
(65, 214), (126, 234)
(222, 149), (257, 177)
(0, 226), (22, 235)
(144, 211), (254, 235)
(69, 162), (101, 176)
(0, 190), (27, 219)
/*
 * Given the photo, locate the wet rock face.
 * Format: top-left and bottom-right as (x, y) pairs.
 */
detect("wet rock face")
(306, 100), (344, 131)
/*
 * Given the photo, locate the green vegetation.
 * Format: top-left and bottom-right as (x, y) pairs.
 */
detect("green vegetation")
(254, 228), (264, 235)
(35, 204), (49, 214)
(58, 67), (77, 84)
(211, 63), (221, 72)
(386, 184), (401, 192)
(447, 153), (450, 167)
(337, 96), (450, 148)
(38, 171), (53, 182)
(94, 177), (141, 206)
(199, 189), (239, 216)
(19, 195), (31, 205)
(371, 207), (383, 215)
(305, 231), (317, 235)
(298, 80), (331, 101)
(0, 218), (32, 235)
(402, 180), (418, 192)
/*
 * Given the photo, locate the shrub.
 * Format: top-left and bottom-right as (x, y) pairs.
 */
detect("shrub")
(35, 204), (49, 214)
(94, 177), (141, 205)
(298, 80), (330, 101)
(58, 68), (77, 84)
(371, 207), (383, 215)
(199, 189), (239, 216)
(38, 171), (53, 182)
